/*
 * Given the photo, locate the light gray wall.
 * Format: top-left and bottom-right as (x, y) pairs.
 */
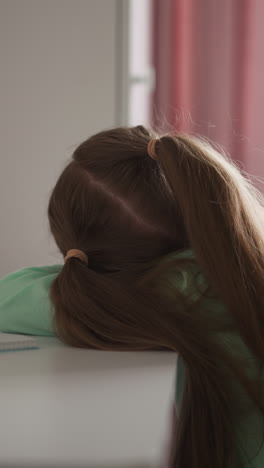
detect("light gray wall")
(0, 0), (123, 276)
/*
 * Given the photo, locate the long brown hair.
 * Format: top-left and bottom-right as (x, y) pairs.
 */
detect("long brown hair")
(48, 125), (264, 467)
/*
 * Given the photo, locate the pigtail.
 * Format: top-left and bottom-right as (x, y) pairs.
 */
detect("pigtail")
(155, 134), (264, 467)
(156, 134), (264, 359)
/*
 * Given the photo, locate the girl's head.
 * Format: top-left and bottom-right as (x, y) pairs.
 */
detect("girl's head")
(48, 125), (264, 468)
(48, 125), (188, 271)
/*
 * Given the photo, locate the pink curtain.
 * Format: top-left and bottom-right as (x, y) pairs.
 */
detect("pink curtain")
(151, 0), (264, 190)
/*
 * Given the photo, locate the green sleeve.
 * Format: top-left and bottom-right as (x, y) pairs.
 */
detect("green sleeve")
(167, 248), (203, 411)
(0, 264), (62, 336)
(169, 248), (226, 411)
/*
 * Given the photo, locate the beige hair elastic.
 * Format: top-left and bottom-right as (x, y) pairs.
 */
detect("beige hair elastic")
(147, 139), (159, 160)
(64, 249), (88, 265)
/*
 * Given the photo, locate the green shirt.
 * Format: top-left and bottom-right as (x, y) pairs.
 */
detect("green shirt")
(0, 250), (263, 466)
(0, 264), (62, 335)
(171, 250), (264, 467)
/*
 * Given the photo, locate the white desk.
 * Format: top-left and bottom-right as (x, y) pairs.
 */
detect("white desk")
(0, 337), (177, 468)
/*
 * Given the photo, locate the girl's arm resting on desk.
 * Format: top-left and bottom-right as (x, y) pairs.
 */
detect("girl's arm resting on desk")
(0, 264), (62, 336)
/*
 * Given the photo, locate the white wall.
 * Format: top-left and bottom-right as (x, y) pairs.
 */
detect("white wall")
(0, 0), (122, 276)
(128, 0), (154, 126)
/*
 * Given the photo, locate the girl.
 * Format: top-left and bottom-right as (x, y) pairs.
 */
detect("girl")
(1, 125), (264, 467)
